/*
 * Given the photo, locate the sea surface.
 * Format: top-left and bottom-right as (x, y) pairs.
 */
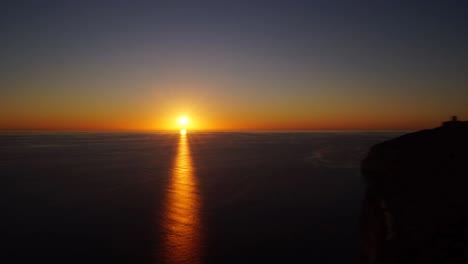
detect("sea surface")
(1, 131), (403, 263)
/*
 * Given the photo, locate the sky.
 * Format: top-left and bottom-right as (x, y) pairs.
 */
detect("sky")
(1, 0), (467, 131)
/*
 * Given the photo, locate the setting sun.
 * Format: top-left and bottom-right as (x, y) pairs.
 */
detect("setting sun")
(180, 129), (187, 135)
(179, 116), (189, 126)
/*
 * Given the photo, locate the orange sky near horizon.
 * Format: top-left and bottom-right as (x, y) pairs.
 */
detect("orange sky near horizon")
(1, 75), (465, 132)
(0, 106), (457, 132)
(2, 73), (464, 132)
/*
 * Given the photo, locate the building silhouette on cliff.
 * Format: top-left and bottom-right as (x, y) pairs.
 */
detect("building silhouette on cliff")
(442, 115), (468, 128)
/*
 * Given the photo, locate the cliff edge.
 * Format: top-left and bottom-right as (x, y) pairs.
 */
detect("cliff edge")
(360, 118), (468, 263)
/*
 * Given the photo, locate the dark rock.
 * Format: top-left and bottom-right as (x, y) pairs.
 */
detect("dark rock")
(360, 120), (468, 263)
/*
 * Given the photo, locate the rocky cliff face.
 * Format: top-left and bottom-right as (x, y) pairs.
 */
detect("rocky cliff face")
(360, 121), (468, 263)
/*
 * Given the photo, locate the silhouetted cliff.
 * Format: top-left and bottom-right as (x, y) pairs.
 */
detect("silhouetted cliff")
(360, 120), (468, 263)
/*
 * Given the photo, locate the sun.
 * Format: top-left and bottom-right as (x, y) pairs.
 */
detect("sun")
(179, 116), (189, 126)
(178, 116), (189, 135)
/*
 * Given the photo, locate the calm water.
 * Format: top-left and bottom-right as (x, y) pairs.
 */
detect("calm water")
(1, 132), (402, 263)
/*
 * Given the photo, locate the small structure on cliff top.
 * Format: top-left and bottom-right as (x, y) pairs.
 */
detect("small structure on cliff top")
(442, 115), (468, 128)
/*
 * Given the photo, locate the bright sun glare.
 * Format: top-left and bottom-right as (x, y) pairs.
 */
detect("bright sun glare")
(179, 116), (189, 126)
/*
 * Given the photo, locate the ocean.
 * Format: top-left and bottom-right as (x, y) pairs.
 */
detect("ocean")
(1, 131), (402, 263)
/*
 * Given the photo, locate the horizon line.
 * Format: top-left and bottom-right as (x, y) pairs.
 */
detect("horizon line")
(0, 128), (416, 133)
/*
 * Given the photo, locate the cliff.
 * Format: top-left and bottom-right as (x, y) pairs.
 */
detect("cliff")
(360, 120), (468, 263)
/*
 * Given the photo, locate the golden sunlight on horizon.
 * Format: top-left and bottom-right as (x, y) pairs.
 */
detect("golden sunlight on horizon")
(160, 133), (202, 263)
(179, 116), (189, 135)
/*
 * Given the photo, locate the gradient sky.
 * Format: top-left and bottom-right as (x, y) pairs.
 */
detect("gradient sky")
(1, 0), (467, 131)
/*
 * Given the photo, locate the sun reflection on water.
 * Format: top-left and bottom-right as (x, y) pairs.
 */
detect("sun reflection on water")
(161, 133), (202, 264)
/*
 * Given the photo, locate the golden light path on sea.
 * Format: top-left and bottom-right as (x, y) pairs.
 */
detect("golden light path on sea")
(160, 132), (202, 264)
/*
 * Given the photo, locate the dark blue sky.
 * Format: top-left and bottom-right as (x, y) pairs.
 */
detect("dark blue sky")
(1, 0), (468, 130)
